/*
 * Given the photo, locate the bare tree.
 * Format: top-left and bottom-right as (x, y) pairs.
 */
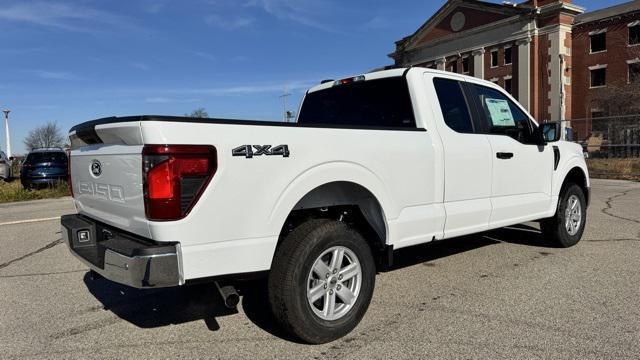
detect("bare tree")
(591, 81), (640, 116)
(185, 108), (209, 118)
(591, 34), (640, 116)
(23, 121), (66, 151)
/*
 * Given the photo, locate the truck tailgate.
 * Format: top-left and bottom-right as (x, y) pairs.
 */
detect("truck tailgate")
(70, 121), (150, 238)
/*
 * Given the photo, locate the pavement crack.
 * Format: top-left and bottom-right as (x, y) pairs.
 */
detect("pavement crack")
(601, 189), (640, 225)
(0, 269), (85, 279)
(0, 238), (63, 270)
(584, 238), (640, 242)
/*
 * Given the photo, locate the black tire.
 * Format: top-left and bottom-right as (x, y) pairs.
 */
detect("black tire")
(540, 183), (587, 248)
(268, 219), (376, 344)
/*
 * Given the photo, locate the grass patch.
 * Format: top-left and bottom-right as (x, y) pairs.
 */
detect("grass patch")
(587, 158), (640, 181)
(0, 180), (70, 203)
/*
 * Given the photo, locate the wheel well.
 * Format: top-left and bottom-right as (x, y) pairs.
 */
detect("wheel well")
(562, 167), (589, 204)
(278, 182), (387, 253)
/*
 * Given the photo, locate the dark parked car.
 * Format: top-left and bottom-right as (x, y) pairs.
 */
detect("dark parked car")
(20, 148), (69, 189)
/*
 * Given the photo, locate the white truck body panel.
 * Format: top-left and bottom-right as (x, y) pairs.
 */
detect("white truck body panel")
(70, 144), (149, 237)
(66, 68), (589, 282)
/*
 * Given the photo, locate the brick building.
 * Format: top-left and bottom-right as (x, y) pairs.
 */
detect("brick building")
(389, 0), (640, 139)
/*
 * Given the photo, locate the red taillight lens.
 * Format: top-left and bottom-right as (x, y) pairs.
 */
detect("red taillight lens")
(142, 145), (217, 221)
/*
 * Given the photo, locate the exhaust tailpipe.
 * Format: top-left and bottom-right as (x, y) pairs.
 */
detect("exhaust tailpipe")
(215, 281), (240, 309)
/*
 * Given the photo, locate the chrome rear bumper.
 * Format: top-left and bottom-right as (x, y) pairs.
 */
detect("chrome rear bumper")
(61, 214), (182, 288)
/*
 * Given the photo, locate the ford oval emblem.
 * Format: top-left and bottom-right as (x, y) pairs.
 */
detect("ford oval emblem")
(90, 160), (102, 177)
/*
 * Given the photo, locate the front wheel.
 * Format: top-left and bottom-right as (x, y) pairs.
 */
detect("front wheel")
(540, 183), (587, 247)
(268, 219), (376, 344)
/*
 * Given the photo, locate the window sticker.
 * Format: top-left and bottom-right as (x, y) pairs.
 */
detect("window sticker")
(485, 98), (515, 126)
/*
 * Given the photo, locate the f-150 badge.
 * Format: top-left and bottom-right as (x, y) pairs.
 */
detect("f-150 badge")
(232, 145), (290, 159)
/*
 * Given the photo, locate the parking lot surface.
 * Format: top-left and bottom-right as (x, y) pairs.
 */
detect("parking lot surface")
(1, 179), (639, 359)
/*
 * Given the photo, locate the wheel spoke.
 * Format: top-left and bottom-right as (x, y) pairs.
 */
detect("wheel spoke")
(336, 286), (356, 305)
(339, 263), (360, 281)
(308, 283), (326, 303)
(323, 291), (336, 317)
(570, 198), (578, 210)
(312, 260), (331, 278)
(329, 248), (345, 271)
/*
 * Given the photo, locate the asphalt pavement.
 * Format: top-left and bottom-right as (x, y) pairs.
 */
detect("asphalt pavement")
(1, 179), (639, 359)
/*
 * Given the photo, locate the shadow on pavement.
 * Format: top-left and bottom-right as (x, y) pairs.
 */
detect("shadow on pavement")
(388, 222), (556, 271)
(484, 223), (562, 248)
(83, 274), (237, 331)
(82, 223), (554, 340)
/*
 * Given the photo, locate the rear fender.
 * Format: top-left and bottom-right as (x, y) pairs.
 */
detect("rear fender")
(268, 161), (392, 240)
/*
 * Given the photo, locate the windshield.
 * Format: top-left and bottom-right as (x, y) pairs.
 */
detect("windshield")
(25, 152), (67, 164)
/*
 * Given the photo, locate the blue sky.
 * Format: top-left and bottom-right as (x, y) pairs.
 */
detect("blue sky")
(0, 0), (621, 154)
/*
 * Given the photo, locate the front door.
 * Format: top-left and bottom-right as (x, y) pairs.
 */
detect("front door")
(464, 81), (553, 227)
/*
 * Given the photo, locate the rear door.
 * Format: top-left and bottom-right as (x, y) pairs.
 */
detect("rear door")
(464, 82), (553, 226)
(424, 73), (493, 238)
(69, 122), (150, 238)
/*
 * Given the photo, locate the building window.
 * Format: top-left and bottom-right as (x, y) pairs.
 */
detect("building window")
(504, 78), (512, 94)
(590, 32), (606, 53)
(504, 47), (512, 65)
(448, 61), (457, 73)
(630, 25), (640, 45)
(462, 57), (470, 74)
(490, 50), (498, 67)
(590, 110), (604, 119)
(629, 62), (640, 83)
(590, 68), (606, 87)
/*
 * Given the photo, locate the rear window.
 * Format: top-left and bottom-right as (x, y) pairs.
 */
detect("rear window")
(298, 77), (416, 128)
(25, 152), (67, 163)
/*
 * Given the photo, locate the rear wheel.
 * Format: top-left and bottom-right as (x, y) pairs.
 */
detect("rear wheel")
(540, 183), (586, 247)
(268, 219), (375, 344)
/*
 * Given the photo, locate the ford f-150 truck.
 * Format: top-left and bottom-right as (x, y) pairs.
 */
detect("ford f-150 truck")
(62, 68), (589, 344)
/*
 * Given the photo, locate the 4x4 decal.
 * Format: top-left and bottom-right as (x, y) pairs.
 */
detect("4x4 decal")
(232, 145), (290, 158)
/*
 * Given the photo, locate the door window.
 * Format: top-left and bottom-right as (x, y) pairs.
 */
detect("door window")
(433, 78), (474, 133)
(468, 84), (536, 143)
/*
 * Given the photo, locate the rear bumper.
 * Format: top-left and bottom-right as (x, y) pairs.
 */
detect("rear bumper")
(61, 214), (183, 288)
(21, 175), (67, 186)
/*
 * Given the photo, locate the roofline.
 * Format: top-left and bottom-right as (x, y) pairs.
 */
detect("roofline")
(574, 1), (640, 25)
(306, 66), (502, 94)
(390, 0), (534, 60)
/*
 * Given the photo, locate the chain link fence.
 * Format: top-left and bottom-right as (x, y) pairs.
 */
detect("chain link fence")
(560, 115), (640, 179)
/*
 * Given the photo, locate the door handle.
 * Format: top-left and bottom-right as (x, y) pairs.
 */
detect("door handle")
(496, 152), (514, 160)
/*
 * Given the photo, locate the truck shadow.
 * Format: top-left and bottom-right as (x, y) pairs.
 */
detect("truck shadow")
(388, 222), (553, 271)
(83, 274), (237, 331)
(82, 222), (553, 340)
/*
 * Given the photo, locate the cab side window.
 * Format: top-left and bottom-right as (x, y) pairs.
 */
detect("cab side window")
(433, 78), (474, 134)
(469, 84), (535, 143)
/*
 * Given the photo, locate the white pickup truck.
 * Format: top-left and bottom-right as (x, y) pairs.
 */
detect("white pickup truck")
(62, 68), (589, 343)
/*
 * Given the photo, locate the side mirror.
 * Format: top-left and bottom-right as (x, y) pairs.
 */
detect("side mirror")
(540, 122), (561, 143)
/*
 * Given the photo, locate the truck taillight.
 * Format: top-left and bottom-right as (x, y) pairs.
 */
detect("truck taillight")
(142, 145), (217, 221)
